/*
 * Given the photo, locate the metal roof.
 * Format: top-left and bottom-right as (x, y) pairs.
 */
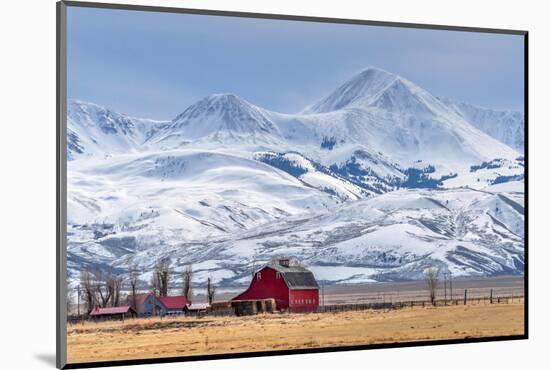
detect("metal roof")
(265, 262), (319, 289)
(267, 263), (311, 274)
(89, 305), (134, 316)
(156, 295), (189, 310)
(187, 303), (210, 310)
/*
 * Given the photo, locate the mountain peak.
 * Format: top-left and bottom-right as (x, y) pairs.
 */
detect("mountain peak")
(354, 67), (397, 82)
(306, 67), (403, 113)
(202, 93), (243, 104)
(172, 93), (257, 122)
(66, 99), (169, 160)
(306, 67), (453, 118)
(68, 99), (137, 134)
(165, 93), (277, 140)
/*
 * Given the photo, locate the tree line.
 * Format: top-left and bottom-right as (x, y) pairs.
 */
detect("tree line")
(74, 258), (217, 314)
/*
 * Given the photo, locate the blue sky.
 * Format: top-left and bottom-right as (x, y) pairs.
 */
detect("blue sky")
(67, 6), (525, 120)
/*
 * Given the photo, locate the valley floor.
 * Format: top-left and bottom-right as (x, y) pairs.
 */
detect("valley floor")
(67, 299), (524, 364)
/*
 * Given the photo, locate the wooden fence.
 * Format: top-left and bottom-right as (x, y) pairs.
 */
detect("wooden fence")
(67, 294), (524, 322)
(316, 294), (524, 313)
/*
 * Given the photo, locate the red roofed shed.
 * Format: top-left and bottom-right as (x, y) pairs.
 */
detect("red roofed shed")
(89, 306), (137, 320)
(156, 295), (189, 315)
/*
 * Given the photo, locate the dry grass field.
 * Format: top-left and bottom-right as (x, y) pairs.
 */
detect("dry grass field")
(67, 300), (524, 364)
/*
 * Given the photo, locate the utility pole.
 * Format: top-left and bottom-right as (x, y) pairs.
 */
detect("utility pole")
(443, 272), (447, 305)
(449, 271), (453, 301)
(77, 285), (81, 317)
(321, 281), (325, 308)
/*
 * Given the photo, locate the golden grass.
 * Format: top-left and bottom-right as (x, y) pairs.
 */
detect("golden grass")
(67, 300), (524, 364)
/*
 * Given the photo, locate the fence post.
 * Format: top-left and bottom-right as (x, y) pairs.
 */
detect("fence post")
(444, 273), (447, 305)
(490, 289), (493, 304)
(463, 289), (467, 305)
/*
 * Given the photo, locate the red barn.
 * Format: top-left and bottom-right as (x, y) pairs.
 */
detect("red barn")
(232, 258), (319, 312)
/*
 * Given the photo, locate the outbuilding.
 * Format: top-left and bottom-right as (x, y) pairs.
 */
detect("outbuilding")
(232, 258), (319, 312)
(186, 303), (211, 316)
(156, 295), (189, 316)
(128, 293), (189, 316)
(89, 305), (137, 321)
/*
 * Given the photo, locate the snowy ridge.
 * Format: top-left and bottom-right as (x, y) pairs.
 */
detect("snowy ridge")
(440, 97), (524, 153)
(69, 185), (523, 285)
(220, 186), (524, 283)
(253, 151), (370, 200)
(67, 100), (168, 159)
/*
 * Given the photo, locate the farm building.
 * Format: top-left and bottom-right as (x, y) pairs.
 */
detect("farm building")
(232, 258), (320, 312)
(128, 293), (189, 316)
(89, 306), (137, 321)
(156, 295), (190, 316)
(231, 298), (276, 316)
(187, 303), (211, 315)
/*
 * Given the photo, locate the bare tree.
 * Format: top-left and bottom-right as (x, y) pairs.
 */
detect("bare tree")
(127, 260), (140, 310)
(94, 270), (113, 308)
(160, 260), (172, 296)
(66, 285), (73, 315)
(152, 259), (172, 296)
(108, 274), (123, 307)
(150, 273), (160, 296)
(206, 277), (216, 305)
(80, 268), (124, 311)
(80, 269), (96, 314)
(424, 267), (440, 306)
(182, 265), (193, 301)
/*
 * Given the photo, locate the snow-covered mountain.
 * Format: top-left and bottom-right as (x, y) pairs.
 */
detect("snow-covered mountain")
(441, 98), (524, 153)
(68, 182), (524, 285)
(68, 149), (341, 239)
(67, 149), (343, 281)
(67, 100), (168, 159)
(301, 68), (519, 163)
(148, 94), (282, 148)
(203, 184), (524, 283)
(305, 67), (445, 115)
(66, 67), (525, 286)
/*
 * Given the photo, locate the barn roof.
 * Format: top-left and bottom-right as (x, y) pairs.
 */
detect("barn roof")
(157, 295), (189, 310)
(265, 262), (319, 289)
(89, 305), (134, 316)
(280, 271), (319, 289)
